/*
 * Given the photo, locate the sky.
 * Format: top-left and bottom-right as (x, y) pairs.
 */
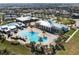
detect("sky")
(0, 3), (79, 9)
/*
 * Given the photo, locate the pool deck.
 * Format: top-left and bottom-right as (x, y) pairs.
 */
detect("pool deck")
(5, 26), (59, 45)
(19, 26), (58, 45)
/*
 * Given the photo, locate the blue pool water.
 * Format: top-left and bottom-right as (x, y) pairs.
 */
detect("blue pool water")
(18, 30), (47, 42)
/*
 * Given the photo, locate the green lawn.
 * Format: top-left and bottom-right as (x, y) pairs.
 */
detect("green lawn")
(65, 28), (76, 35)
(0, 19), (16, 25)
(57, 30), (79, 55)
(0, 40), (32, 55)
(57, 17), (75, 25)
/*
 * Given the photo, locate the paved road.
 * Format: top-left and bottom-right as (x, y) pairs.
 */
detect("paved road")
(73, 19), (79, 27)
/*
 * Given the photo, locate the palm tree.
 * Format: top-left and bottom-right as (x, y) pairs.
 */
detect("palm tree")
(49, 44), (56, 55)
(30, 41), (36, 46)
(30, 41), (36, 53)
(42, 31), (46, 38)
(38, 37), (43, 45)
(30, 25), (33, 32)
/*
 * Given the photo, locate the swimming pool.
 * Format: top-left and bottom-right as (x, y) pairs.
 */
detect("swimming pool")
(18, 30), (47, 42)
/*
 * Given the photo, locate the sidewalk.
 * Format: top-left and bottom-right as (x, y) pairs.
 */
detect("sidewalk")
(65, 29), (79, 43)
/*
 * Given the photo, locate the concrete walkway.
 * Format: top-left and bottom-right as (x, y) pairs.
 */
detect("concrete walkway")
(65, 29), (79, 43)
(73, 19), (79, 28)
